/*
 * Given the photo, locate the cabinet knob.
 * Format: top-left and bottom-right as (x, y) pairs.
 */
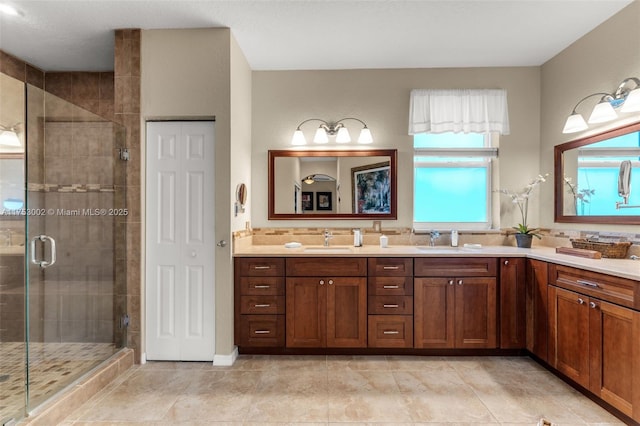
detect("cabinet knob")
(457, 279), (463, 285)
(589, 301), (598, 309)
(319, 280), (325, 285)
(448, 279), (454, 285)
(504, 260), (509, 265)
(578, 298), (585, 305)
(328, 279), (334, 285)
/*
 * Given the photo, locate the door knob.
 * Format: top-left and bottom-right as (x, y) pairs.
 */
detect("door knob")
(216, 240), (227, 247)
(191, 251), (197, 257)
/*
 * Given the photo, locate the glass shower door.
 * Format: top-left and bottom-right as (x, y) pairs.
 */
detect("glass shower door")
(24, 83), (127, 412)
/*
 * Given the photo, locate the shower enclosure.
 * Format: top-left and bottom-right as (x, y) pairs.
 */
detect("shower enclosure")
(0, 76), (127, 423)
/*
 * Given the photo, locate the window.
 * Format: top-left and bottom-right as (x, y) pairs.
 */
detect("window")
(413, 132), (496, 230)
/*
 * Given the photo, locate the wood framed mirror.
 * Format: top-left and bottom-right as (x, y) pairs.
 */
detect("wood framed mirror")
(268, 149), (397, 220)
(554, 121), (640, 224)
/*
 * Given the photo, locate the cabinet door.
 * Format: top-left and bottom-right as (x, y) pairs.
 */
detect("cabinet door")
(414, 278), (455, 348)
(550, 286), (590, 388)
(500, 258), (526, 349)
(286, 277), (327, 347)
(327, 277), (367, 347)
(589, 299), (640, 420)
(526, 259), (548, 361)
(454, 277), (497, 348)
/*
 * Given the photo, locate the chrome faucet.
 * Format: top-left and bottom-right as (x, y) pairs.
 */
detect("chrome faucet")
(323, 229), (333, 247)
(429, 230), (440, 247)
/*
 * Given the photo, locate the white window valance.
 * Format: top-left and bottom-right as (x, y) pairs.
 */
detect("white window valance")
(409, 89), (510, 135)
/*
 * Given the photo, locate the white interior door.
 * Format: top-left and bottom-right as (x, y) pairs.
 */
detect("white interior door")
(146, 121), (215, 361)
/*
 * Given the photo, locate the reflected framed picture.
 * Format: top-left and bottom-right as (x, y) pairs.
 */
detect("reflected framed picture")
(316, 192), (332, 211)
(352, 161), (391, 214)
(301, 191), (313, 211)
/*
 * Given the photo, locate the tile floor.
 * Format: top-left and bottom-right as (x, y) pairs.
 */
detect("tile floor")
(0, 342), (117, 422)
(59, 355), (626, 425)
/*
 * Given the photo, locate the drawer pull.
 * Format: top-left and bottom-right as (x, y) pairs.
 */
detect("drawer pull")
(577, 279), (600, 288)
(383, 266), (400, 270)
(253, 285), (271, 289)
(254, 304), (271, 308)
(383, 285), (399, 289)
(383, 304), (399, 308)
(253, 265), (271, 270)
(383, 330), (400, 335)
(254, 330), (271, 334)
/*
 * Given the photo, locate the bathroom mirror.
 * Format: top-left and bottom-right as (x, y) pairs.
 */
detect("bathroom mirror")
(554, 121), (640, 224)
(268, 149), (397, 219)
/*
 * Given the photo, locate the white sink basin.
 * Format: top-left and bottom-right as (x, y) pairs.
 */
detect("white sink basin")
(303, 246), (353, 254)
(417, 246), (462, 252)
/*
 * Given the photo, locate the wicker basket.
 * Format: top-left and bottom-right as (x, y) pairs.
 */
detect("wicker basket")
(570, 239), (632, 259)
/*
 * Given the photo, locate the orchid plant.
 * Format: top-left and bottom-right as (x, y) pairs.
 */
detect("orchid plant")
(497, 173), (549, 239)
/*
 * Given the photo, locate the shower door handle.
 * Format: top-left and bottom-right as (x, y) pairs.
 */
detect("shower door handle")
(30, 235), (57, 268)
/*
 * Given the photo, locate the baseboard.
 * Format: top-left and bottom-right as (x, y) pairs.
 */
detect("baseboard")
(213, 346), (239, 366)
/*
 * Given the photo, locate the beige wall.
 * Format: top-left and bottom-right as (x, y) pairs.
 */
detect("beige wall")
(230, 35), (253, 232)
(141, 28), (249, 358)
(252, 67), (541, 230)
(540, 0), (640, 230)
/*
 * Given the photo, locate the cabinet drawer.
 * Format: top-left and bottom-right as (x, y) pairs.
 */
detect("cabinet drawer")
(238, 315), (285, 347)
(240, 295), (285, 314)
(368, 258), (413, 276)
(368, 296), (413, 315)
(415, 257), (497, 277)
(368, 315), (413, 348)
(549, 264), (639, 309)
(236, 258), (285, 276)
(240, 277), (284, 295)
(286, 257), (367, 276)
(368, 276), (413, 296)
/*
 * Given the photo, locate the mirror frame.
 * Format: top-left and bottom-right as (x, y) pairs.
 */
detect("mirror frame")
(268, 149), (397, 220)
(554, 121), (640, 225)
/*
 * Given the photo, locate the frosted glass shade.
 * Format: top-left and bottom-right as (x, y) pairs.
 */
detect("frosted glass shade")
(0, 130), (20, 146)
(588, 101), (617, 124)
(621, 88), (640, 112)
(313, 127), (329, 143)
(335, 127), (351, 143)
(291, 129), (307, 145)
(357, 127), (373, 144)
(562, 113), (588, 134)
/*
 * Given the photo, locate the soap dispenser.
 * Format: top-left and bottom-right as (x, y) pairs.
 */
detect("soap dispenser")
(451, 229), (459, 247)
(353, 229), (362, 247)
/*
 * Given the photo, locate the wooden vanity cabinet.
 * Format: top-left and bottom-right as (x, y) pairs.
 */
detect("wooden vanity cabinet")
(525, 259), (548, 362)
(414, 258), (497, 349)
(286, 258), (367, 348)
(548, 265), (640, 422)
(499, 257), (526, 349)
(367, 258), (414, 348)
(234, 258), (286, 347)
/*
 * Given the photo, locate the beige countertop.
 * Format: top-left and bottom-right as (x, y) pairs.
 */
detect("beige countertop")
(234, 244), (640, 281)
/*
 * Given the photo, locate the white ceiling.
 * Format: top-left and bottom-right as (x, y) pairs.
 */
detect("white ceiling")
(0, 0), (633, 72)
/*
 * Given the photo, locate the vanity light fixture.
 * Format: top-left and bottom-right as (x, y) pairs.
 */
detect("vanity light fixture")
(0, 3), (19, 16)
(291, 117), (373, 145)
(0, 124), (21, 147)
(563, 77), (640, 134)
